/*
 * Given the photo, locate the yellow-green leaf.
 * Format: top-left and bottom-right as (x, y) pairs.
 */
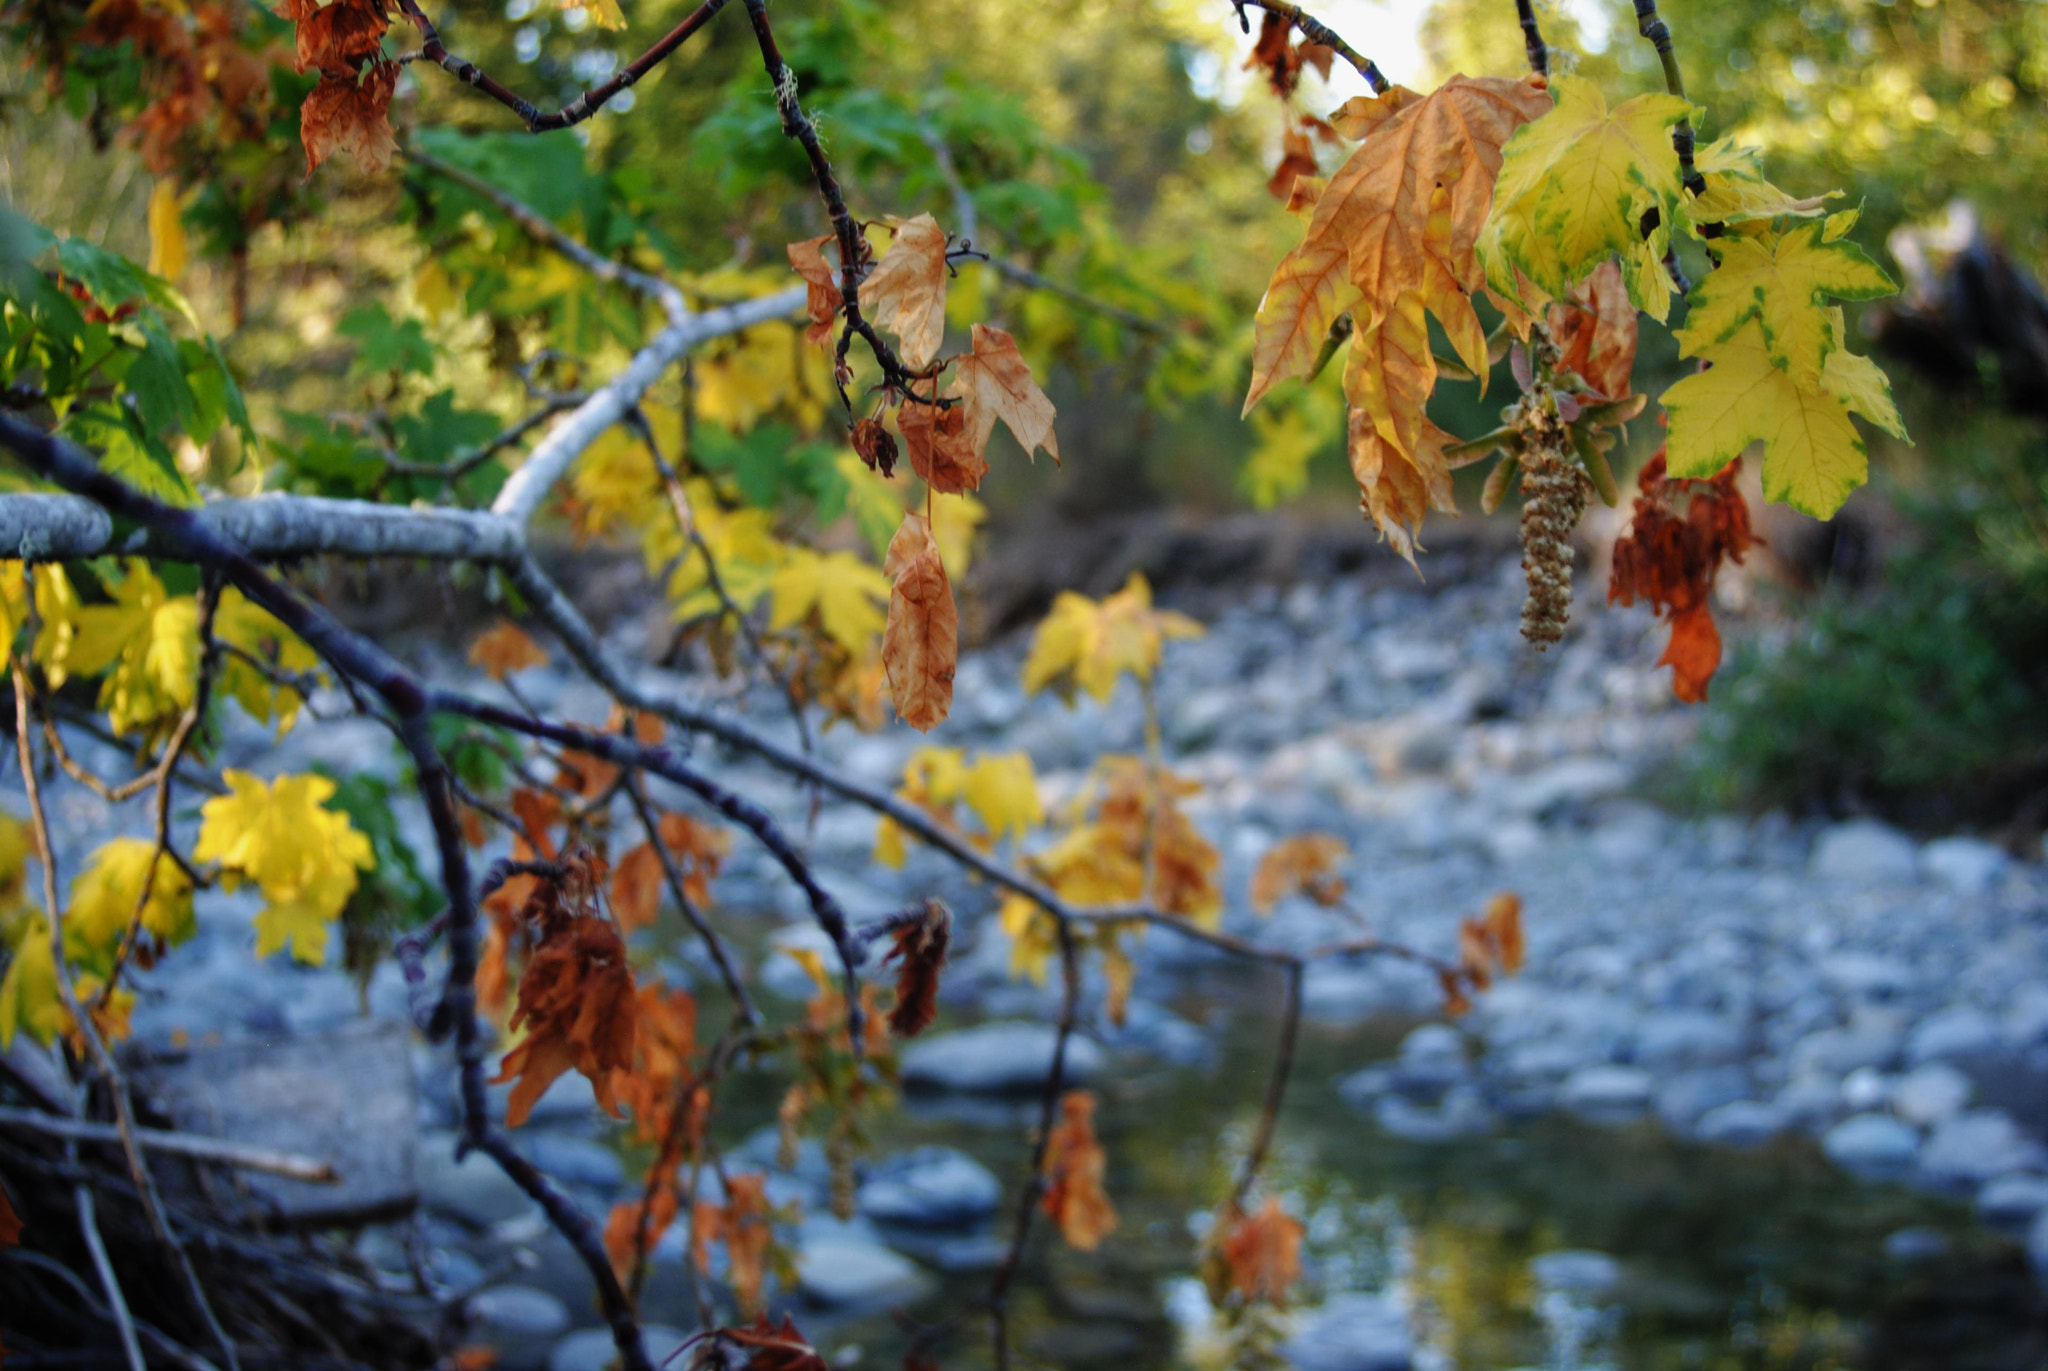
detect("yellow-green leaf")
(66, 838), (195, 974)
(1818, 345), (1908, 441)
(768, 549), (890, 656)
(1663, 319), (1868, 518)
(964, 752), (1042, 843)
(1677, 220), (1896, 384)
(216, 589), (320, 734)
(0, 917), (62, 1049)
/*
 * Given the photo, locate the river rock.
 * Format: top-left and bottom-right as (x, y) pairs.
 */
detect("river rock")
(2005, 984), (2048, 1045)
(796, 1230), (930, 1306)
(1917, 1109), (2048, 1189)
(1823, 1113), (1920, 1178)
(548, 1326), (690, 1371)
(1389, 1024), (1469, 1098)
(1791, 1024), (1902, 1077)
(1908, 1006), (2000, 1065)
(1634, 1011), (1744, 1071)
(1921, 836), (2009, 895)
(1883, 1226), (1950, 1262)
(857, 1147), (1001, 1227)
(1696, 1100), (1789, 1148)
(1374, 1085), (1492, 1142)
(518, 1132), (625, 1192)
(1282, 1293), (1413, 1371)
(1656, 1067), (1751, 1130)
(900, 1022), (1104, 1094)
(467, 1285), (571, 1337)
(1978, 1173), (2048, 1233)
(1890, 1062), (1973, 1126)
(1559, 1066), (1655, 1121)
(1811, 820), (1918, 883)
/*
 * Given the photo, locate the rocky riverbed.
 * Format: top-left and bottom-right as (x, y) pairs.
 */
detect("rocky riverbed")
(37, 550), (2048, 1368)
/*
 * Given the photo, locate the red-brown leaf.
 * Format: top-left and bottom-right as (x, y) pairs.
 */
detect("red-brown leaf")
(1042, 1090), (1117, 1251)
(299, 59), (398, 175)
(1219, 1198), (1304, 1302)
(882, 899), (951, 1037)
(882, 512), (958, 732)
(896, 399), (987, 494)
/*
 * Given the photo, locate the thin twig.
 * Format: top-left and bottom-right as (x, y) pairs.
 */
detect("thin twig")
(73, 1183), (149, 1371)
(1515, 0), (1548, 75)
(0, 1106), (339, 1182)
(624, 777), (757, 1024)
(1232, 0), (1389, 93)
(1228, 960), (1302, 1209)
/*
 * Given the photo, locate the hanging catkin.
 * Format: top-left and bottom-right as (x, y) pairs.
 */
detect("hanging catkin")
(1519, 448), (1587, 649)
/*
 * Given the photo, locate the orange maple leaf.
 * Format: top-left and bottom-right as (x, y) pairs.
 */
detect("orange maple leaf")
(1250, 833), (1349, 914)
(299, 58), (398, 175)
(492, 905), (639, 1127)
(291, 0), (387, 75)
(609, 843), (664, 932)
(1220, 1198), (1305, 1302)
(882, 513), (958, 732)
(860, 213), (949, 370)
(1042, 1090), (1117, 1251)
(897, 398), (987, 494)
(656, 811), (728, 905)
(786, 234), (843, 346)
(950, 324), (1060, 465)
(604, 1181), (677, 1281)
(468, 620), (550, 681)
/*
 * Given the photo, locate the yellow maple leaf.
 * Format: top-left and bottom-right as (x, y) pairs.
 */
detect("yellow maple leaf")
(1021, 573), (1203, 703)
(195, 771), (375, 965)
(216, 589), (320, 733)
(768, 549), (890, 656)
(1662, 317), (1869, 518)
(928, 493), (986, 577)
(0, 916), (62, 1049)
(66, 838), (195, 974)
(963, 752), (1042, 844)
(998, 892), (1060, 984)
(53, 561), (199, 738)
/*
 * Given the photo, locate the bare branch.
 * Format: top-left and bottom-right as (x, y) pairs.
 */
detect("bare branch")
(0, 1106), (340, 1183)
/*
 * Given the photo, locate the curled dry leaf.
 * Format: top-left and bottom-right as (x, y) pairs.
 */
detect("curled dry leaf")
(1250, 833), (1349, 914)
(1219, 1198), (1305, 1302)
(1042, 1089), (1117, 1251)
(609, 842), (664, 932)
(787, 234), (843, 346)
(882, 899), (951, 1038)
(299, 60), (399, 175)
(1267, 126), (1320, 202)
(693, 1315), (829, 1371)
(951, 324), (1060, 466)
(851, 415), (898, 478)
(468, 620), (549, 681)
(860, 213), (949, 370)
(881, 513), (958, 732)
(490, 878), (640, 1127)
(896, 400), (987, 494)
(1608, 450), (1756, 702)
(1548, 259), (1639, 402)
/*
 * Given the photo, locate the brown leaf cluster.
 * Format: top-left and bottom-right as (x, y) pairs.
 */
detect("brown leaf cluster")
(489, 861), (640, 1127)
(64, 0), (278, 172)
(1246, 74), (1551, 564)
(611, 810), (731, 930)
(1219, 1198), (1305, 1303)
(277, 0), (399, 174)
(881, 899), (951, 1038)
(882, 513), (958, 732)
(690, 1315), (829, 1371)
(1041, 1090), (1117, 1251)
(1547, 260), (1639, 402)
(1250, 833), (1349, 914)
(1244, 10), (1334, 99)
(1444, 892), (1524, 1014)
(1608, 450), (1756, 703)
(693, 1172), (774, 1315)
(603, 982), (705, 1281)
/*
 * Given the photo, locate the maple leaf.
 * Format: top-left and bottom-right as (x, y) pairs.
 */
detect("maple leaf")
(859, 213), (949, 370)
(50, 559), (198, 738)
(1042, 1090), (1117, 1251)
(1344, 304), (1457, 568)
(768, 549), (890, 656)
(1689, 137), (1835, 225)
(469, 620), (550, 680)
(1267, 127), (1320, 201)
(610, 843), (664, 932)
(1679, 219), (1896, 385)
(605, 1182), (678, 1281)
(1250, 833), (1349, 914)
(1219, 1198), (1305, 1302)
(1481, 75), (1693, 317)
(215, 589), (320, 733)
(1021, 573), (1203, 703)
(292, 0), (387, 75)
(881, 512), (958, 731)
(300, 59), (399, 176)
(950, 324), (1060, 465)
(195, 770), (375, 964)
(962, 752), (1042, 843)
(786, 235), (843, 346)
(1547, 259), (1638, 402)
(653, 812), (728, 905)
(881, 898), (950, 1038)
(66, 837), (195, 969)
(896, 399), (988, 494)
(1662, 318), (1868, 518)
(1608, 450), (1755, 702)
(1241, 240), (1360, 415)
(494, 909), (639, 1127)
(703, 1315), (829, 1371)
(0, 920), (64, 1050)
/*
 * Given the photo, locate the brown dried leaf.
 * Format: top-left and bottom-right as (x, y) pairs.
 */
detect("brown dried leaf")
(468, 620), (549, 681)
(851, 416), (898, 477)
(714, 1314), (830, 1371)
(1483, 891), (1525, 973)
(1042, 1090), (1117, 1251)
(787, 234), (843, 346)
(882, 899), (951, 1038)
(1608, 450), (1755, 703)
(1548, 259), (1638, 401)
(293, 0), (386, 74)
(882, 513), (958, 732)
(610, 842), (664, 932)
(896, 399), (987, 494)
(860, 213), (949, 370)
(492, 911), (639, 1127)
(1250, 833), (1349, 914)
(300, 59), (398, 175)
(657, 811), (729, 906)
(951, 324), (1060, 465)
(1267, 127), (1320, 202)
(1220, 1198), (1304, 1302)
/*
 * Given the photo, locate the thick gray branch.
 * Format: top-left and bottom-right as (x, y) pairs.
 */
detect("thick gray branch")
(0, 494), (523, 563)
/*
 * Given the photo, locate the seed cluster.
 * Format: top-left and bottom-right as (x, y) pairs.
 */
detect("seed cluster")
(1519, 448), (1589, 649)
